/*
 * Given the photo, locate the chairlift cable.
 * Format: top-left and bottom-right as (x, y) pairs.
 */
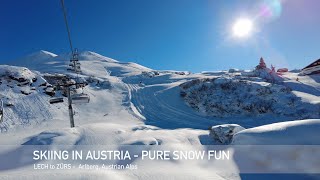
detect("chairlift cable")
(57, 0), (90, 128)
(61, 0), (81, 82)
(60, 0), (74, 55)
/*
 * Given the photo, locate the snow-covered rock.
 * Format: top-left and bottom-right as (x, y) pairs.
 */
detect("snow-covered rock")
(0, 65), (36, 83)
(241, 70), (256, 77)
(228, 68), (242, 73)
(20, 88), (32, 95)
(44, 87), (55, 96)
(141, 71), (160, 78)
(255, 68), (284, 83)
(180, 77), (320, 118)
(209, 124), (245, 144)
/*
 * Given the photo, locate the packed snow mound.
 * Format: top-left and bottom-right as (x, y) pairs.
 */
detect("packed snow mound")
(0, 65), (36, 82)
(209, 124), (245, 144)
(230, 119), (320, 174)
(232, 119), (320, 145)
(180, 77), (320, 118)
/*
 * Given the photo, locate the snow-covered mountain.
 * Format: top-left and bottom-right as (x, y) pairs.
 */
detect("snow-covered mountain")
(11, 50), (149, 76)
(13, 50), (57, 67)
(0, 50), (319, 179)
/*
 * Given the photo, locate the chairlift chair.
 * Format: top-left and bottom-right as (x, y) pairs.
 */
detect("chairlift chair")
(75, 69), (82, 73)
(49, 97), (64, 104)
(0, 99), (3, 123)
(71, 93), (90, 104)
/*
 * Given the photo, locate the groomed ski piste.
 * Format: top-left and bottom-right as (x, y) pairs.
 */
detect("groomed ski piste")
(0, 50), (319, 179)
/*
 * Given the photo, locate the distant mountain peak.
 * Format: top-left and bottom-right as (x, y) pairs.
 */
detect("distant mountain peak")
(9, 50), (152, 75)
(77, 51), (118, 62)
(9, 50), (58, 68)
(27, 50), (58, 58)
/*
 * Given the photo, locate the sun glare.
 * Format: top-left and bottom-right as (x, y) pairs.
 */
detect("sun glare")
(232, 18), (253, 38)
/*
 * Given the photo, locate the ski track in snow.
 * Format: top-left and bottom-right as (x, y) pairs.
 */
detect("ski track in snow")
(127, 83), (218, 129)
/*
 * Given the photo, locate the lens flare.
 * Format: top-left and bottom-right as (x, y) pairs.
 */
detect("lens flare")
(258, 0), (282, 20)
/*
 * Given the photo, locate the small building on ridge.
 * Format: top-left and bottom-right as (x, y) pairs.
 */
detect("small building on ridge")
(301, 59), (320, 75)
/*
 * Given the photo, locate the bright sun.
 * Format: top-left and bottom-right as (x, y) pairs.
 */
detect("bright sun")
(232, 18), (253, 38)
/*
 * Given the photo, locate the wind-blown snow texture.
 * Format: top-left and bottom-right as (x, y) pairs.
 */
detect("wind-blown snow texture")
(0, 50), (319, 179)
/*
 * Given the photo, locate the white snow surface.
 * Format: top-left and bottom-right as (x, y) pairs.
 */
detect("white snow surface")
(0, 65), (36, 82)
(0, 50), (319, 179)
(232, 119), (320, 145)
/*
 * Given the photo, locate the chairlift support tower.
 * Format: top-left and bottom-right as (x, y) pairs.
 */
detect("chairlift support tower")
(0, 99), (3, 123)
(59, 0), (89, 128)
(49, 77), (89, 128)
(66, 84), (75, 128)
(68, 48), (82, 73)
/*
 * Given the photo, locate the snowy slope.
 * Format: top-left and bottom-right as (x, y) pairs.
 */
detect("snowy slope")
(3, 49), (320, 133)
(0, 50), (319, 179)
(229, 119), (320, 175)
(1, 51), (150, 132)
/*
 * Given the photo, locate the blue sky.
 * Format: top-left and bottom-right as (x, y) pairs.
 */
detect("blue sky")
(1, 0), (319, 72)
